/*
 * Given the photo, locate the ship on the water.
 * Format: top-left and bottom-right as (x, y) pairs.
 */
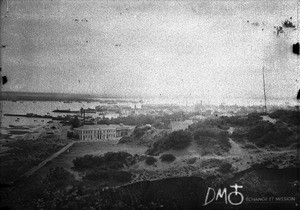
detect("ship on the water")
(4, 113), (53, 118)
(52, 108), (97, 113)
(52, 109), (79, 113)
(83, 108), (97, 113)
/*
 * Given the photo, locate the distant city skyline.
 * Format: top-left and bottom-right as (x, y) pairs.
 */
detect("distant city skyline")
(1, 0), (299, 102)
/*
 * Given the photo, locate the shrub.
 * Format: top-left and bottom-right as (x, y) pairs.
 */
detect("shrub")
(269, 110), (299, 125)
(145, 130), (192, 156)
(45, 167), (75, 188)
(104, 152), (132, 162)
(160, 154), (176, 162)
(187, 157), (197, 164)
(108, 161), (124, 170)
(193, 127), (231, 153)
(72, 152), (133, 170)
(133, 126), (152, 138)
(193, 127), (228, 139)
(84, 169), (109, 181)
(67, 131), (79, 139)
(165, 130), (192, 150)
(145, 156), (157, 165)
(246, 121), (293, 147)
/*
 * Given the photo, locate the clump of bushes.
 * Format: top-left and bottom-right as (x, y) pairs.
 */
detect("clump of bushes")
(72, 152), (134, 171)
(160, 154), (176, 162)
(145, 156), (157, 165)
(246, 121), (293, 147)
(133, 126), (152, 138)
(214, 113), (263, 127)
(44, 167), (75, 189)
(67, 131), (79, 139)
(166, 130), (192, 150)
(193, 127), (231, 153)
(269, 110), (299, 125)
(146, 130), (192, 155)
(187, 157), (197, 164)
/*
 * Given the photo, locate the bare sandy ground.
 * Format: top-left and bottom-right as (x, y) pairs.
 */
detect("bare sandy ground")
(127, 131), (296, 183)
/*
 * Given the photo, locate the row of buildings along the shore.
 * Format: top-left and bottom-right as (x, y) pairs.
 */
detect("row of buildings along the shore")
(65, 101), (298, 141)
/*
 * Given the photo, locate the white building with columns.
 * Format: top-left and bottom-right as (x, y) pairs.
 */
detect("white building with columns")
(74, 124), (135, 141)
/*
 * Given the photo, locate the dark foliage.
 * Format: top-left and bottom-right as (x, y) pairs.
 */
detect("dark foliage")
(160, 154), (176, 162)
(133, 126), (152, 138)
(71, 116), (81, 128)
(44, 167), (75, 188)
(193, 127), (231, 153)
(165, 130), (192, 150)
(187, 157), (197, 164)
(220, 113), (264, 127)
(0, 139), (64, 183)
(67, 131), (79, 139)
(72, 152), (133, 171)
(269, 110), (299, 125)
(145, 156), (157, 165)
(283, 19), (295, 28)
(246, 121), (293, 147)
(146, 130), (192, 155)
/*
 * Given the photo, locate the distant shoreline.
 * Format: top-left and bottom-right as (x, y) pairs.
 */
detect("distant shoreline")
(0, 91), (297, 106)
(0, 91), (139, 103)
(0, 91), (97, 102)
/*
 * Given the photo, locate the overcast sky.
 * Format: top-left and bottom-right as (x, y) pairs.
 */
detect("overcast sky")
(1, 0), (299, 102)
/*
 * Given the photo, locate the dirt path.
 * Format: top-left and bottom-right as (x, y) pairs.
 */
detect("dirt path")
(22, 141), (75, 178)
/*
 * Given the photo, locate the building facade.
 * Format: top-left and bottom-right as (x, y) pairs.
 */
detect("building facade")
(74, 124), (135, 141)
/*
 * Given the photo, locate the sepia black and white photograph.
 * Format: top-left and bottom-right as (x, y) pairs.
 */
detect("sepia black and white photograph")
(0, 0), (299, 209)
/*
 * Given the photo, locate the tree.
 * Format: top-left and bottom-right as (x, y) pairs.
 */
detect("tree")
(71, 116), (81, 128)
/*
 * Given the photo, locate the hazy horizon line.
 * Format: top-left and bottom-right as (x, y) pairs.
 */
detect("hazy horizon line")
(1, 90), (297, 101)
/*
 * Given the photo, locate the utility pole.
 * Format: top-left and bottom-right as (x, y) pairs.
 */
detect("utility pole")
(262, 66), (267, 113)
